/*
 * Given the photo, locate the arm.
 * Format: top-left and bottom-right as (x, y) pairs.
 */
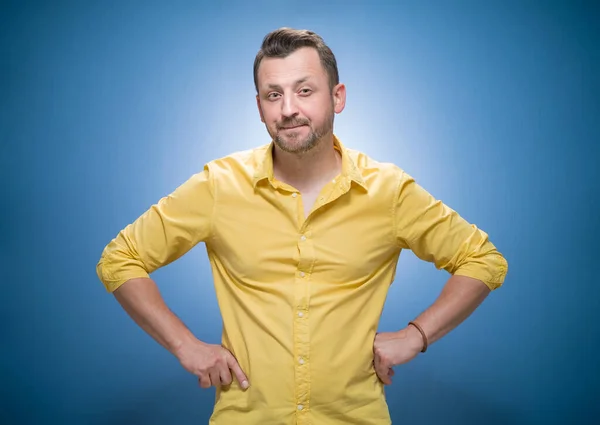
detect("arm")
(409, 274), (490, 348)
(112, 276), (249, 389)
(112, 277), (197, 356)
(96, 168), (215, 293)
(374, 170), (508, 384)
(96, 168), (249, 389)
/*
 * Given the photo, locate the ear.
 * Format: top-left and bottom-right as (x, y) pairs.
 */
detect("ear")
(332, 83), (346, 114)
(256, 95), (265, 123)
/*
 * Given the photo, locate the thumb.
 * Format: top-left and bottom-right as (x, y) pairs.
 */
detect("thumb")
(226, 352), (250, 390)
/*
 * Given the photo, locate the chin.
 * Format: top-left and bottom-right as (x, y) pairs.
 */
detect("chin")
(275, 136), (317, 154)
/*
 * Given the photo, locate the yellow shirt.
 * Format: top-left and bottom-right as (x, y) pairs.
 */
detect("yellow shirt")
(96, 136), (508, 424)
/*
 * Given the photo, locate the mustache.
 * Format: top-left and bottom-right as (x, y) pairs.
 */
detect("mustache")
(276, 118), (310, 130)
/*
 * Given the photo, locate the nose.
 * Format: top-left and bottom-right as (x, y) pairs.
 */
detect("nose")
(281, 94), (299, 118)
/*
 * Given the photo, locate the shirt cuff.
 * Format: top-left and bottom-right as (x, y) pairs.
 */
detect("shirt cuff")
(96, 259), (150, 293)
(452, 254), (508, 291)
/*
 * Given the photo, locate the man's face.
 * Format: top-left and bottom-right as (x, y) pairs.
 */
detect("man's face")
(256, 47), (345, 154)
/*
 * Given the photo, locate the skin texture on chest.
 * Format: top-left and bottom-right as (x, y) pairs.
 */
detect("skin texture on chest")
(300, 189), (322, 219)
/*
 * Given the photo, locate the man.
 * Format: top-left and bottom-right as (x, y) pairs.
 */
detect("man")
(96, 28), (508, 424)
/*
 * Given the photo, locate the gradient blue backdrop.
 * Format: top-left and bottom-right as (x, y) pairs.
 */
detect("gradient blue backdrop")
(2, 1), (598, 424)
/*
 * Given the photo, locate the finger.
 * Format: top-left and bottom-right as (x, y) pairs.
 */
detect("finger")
(209, 369), (221, 388)
(198, 374), (211, 389)
(389, 368), (395, 377)
(374, 354), (392, 385)
(376, 367), (391, 385)
(226, 353), (249, 390)
(219, 366), (233, 386)
(374, 351), (391, 372)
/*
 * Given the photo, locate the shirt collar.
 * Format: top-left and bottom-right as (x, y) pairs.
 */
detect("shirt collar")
(252, 135), (367, 191)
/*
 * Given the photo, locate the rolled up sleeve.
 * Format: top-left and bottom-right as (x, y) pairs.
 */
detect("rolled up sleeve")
(394, 170), (508, 290)
(96, 166), (215, 293)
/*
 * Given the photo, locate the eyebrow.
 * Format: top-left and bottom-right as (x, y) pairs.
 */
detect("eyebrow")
(266, 76), (311, 91)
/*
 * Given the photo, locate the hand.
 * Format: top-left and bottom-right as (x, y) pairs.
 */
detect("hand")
(373, 326), (424, 385)
(175, 339), (250, 390)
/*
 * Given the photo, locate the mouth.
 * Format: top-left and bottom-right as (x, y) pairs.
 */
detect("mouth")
(280, 124), (306, 130)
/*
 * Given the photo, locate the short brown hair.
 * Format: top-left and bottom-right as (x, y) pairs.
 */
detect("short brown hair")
(253, 28), (339, 93)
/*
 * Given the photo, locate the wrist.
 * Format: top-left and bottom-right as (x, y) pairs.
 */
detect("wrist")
(171, 334), (202, 360)
(407, 321), (428, 353)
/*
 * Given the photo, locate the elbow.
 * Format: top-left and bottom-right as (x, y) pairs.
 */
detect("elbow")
(96, 249), (117, 293)
(95, 241), (150, 293)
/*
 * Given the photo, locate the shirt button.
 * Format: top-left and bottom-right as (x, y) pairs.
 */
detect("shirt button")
(300, 235), (306, 241)
(299, 357), (305, 365)
(292, 193), (297, 198)
(297, 404), (304, 411)
(299, 271), (305, 278)
(298, 312), (304, 317)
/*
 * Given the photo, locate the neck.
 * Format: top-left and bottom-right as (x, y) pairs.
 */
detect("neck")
(272, 134), (342, 192)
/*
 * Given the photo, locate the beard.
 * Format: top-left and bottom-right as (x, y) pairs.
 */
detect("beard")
(272, 111), (334, 154)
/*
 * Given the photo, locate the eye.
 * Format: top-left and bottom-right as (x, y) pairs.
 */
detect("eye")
(299, 88), (312, 95)
(267, 92), (281, 100)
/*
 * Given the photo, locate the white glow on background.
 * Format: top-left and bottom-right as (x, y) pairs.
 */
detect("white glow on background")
(156, 28), (464, 303)
(149, 22), (492, 321)
(174, 43), (452, 307)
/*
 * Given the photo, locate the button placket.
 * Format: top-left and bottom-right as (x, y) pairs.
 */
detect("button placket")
(294, 226), (313, 419)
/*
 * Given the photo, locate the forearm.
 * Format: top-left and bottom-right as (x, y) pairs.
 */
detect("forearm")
(113, 277), (198, 356)
(411, 274), (491, 347)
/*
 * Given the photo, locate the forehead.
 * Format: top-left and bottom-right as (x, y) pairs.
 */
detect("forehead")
(257, 47), (327, 89)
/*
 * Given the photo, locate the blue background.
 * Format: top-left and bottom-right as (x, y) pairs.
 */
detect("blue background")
(2, 1), (598, 424)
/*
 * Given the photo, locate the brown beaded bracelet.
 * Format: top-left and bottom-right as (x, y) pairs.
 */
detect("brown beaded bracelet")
(408, 321), (428, 353)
